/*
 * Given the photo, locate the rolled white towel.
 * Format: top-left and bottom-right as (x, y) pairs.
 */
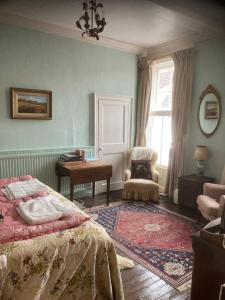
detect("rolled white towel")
(17, 194), (76, 225)
(0, 255), (7, 270)
(3, 178), (48, 200)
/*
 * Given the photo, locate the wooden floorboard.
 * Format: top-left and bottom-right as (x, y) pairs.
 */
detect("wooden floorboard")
(121, 264), (149, 283)
(77, 190), (192, 300)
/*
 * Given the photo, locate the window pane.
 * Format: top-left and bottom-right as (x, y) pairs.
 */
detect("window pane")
(161, 116), (171, 166)
(146, 116), (171, 166)
(146, 59), (174, 167)
(146, 116), (162, 162)
(158, 68), (173, 91)
(151, 64), (174, 111)
(156, 91), (171, 111)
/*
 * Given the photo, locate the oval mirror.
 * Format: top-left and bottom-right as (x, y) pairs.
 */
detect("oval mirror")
(198, 85), (221, 137)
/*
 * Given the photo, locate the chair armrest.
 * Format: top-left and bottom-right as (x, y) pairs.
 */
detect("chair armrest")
(124, 169), (131, 181)
(203, 183), (225, 200)
(152, 170), (159, 184)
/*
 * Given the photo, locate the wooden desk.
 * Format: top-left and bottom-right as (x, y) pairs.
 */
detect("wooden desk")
(55, 161), (112, 205)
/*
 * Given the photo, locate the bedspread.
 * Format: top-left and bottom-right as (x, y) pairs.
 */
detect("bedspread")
(0, 181), (124, 300)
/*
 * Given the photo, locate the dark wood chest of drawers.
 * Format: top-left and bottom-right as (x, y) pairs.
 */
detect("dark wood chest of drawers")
(191, 228), (225, 300)
(178, 174), (214, 211)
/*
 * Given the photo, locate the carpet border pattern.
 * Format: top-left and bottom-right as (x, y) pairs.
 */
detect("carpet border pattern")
(85, 201), (199, 291)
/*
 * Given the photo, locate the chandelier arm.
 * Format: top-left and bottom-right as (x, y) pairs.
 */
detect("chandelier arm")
(76, 0), (106, 40)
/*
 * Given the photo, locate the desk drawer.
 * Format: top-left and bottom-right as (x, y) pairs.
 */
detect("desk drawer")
(71, 166), (112, 184)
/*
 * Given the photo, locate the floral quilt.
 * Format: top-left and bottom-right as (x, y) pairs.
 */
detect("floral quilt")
(0, 181), (124, 300)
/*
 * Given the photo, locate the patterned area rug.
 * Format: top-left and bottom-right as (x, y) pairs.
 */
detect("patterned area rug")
(86, 201), (201, 291)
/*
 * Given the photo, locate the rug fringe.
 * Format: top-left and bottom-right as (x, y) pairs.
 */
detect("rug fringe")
(177, 280), (192, 292)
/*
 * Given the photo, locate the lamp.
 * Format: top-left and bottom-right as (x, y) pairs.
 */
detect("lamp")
(193, 145), (209, 176)
(76, 0), (106, 40)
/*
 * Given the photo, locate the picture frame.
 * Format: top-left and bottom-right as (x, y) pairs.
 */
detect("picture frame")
(204, 100), (219, 120)
(11, 87), (52, 120)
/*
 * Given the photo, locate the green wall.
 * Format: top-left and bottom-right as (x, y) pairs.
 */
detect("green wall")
(185, 36), (225, 181)
(0, 24), (137, 151)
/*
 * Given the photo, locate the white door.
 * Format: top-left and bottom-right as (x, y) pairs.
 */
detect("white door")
(95, 94), (132, 193)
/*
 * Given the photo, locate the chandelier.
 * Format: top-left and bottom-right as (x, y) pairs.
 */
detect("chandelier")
(76, 0), (106, 40)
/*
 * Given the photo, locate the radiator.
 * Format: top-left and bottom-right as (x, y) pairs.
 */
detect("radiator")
(0, 147), (95, 197)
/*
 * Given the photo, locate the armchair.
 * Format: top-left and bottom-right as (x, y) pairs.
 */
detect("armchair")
(197, 166), (225, 221)
(122, 147), (160, 202)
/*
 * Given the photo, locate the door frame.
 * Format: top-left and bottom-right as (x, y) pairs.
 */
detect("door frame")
(94, 93), (133, 194)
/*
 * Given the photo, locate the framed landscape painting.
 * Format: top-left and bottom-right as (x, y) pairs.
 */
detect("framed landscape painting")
(11, 88), (52, 120)
(204, 100), (219, 120)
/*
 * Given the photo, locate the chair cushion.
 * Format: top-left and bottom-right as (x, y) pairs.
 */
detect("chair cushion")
(197, 195), (219, 219)
(131, 160), (152, 180)
(130, 147), (153, 161)
(124, 178), (158, 191)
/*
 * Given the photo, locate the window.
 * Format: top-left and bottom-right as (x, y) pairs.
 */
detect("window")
(146, 58), (174, 166)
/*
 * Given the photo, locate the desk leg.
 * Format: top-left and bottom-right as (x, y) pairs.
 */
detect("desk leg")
(92, 182), (95, 198)
(70, 183), (74, 201)
(57, 176), (61, 193)
(107, 178), (110, 206)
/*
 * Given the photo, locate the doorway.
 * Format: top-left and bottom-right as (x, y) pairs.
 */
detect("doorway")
(94, 94), (132, 193)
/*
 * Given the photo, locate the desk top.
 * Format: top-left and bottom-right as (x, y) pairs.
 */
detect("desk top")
(57, 160), (112, 171)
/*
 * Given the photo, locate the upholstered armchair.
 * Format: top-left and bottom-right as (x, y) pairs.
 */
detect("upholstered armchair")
(122, 147), (160, 202)
(197, 166), (225, 221)
(197, 183), (225, 221)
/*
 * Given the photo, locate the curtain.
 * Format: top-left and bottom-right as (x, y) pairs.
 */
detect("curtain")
(135, 57), (152, 146)
(165, 48), (194, 198)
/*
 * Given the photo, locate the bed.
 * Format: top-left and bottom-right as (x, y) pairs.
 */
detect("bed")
(0, 176), (124, 300)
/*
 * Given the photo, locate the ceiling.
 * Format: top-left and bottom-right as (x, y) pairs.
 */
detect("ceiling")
(0, 0), (225, 53)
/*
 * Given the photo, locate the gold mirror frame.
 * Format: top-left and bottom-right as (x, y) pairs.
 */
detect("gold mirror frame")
(198, 84), (221, 138)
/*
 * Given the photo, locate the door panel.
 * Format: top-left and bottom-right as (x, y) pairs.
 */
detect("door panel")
(102, 103), (125, 144)
(95, 95), (131, 193)
(102, 152), (124, 190)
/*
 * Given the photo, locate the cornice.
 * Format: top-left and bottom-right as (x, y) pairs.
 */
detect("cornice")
(146, 31), (223, 60)
(0, 12), (223, 59)
(0, 12), (144, 55)
(146, 37), (194, 59)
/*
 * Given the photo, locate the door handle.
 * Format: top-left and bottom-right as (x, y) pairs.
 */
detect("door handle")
(98, 148), (102, 151)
